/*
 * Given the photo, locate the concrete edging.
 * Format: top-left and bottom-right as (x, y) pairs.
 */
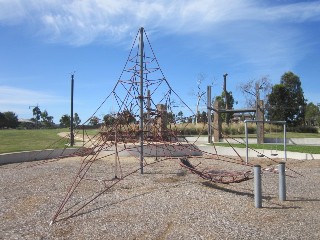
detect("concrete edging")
(0, 148), (79, 165)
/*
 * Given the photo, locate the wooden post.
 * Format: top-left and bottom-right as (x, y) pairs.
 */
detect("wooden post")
(256, 100), (264, 144)
(213, 100), (222, 142)
(156, 104), (167, 139)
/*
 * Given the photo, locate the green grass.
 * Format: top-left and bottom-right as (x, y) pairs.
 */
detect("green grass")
(230, 132), (320, 138)
(0, 129), (71, 154)
(214, 143), (320, 154)
(75, 128), (100, 136)
(1, 128), (319, 155)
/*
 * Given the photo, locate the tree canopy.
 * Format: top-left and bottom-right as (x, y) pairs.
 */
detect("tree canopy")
(41, 110), (54, 127)
(266, 71), (306, 126)
(60, 114), (71, 128)
(0, 111), (19, 128)
(239, 76), (272, 109)
(305, 102), (320, 126)
(59, 113), (81, 128)
(215, 90), (236, 124)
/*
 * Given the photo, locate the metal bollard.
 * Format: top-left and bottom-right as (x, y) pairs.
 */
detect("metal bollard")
(279, 162), (286, 201)
(254, 165), (262, 208)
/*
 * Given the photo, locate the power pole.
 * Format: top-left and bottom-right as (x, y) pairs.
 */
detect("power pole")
(207, 85), (212, 143)
(70, 74), (74, 147)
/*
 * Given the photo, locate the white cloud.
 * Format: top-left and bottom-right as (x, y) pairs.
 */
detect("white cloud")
(1, 0), (319, 45)
(0, 86), (68, 116)
(1, 0), (319, 84)
(0, 0), (27, 24)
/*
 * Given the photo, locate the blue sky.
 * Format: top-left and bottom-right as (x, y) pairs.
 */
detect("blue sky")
(0, 0), (319, 124)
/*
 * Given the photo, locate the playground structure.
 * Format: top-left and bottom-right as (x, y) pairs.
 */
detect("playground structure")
(207, 87), (265, 144)
(47, 27), (266, 224)
(0, 28), (296, 225)
(244, 120), (287, 164)
(207, 82), (288, 164)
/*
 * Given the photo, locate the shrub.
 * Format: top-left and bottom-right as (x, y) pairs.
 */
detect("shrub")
(287, 126), (318, 133)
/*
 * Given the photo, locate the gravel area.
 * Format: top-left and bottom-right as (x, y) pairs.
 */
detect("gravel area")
(0, 155), (319, 239)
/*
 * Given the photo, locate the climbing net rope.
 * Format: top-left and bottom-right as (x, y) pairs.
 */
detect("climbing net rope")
(3, 28), (296, 224)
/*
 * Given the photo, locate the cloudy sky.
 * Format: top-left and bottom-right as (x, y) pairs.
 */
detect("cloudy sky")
(0, 0), (319, 123)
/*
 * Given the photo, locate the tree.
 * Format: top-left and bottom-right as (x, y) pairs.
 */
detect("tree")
(194, 74), (206, 124)
(3, 111), (19, 128)
(59, 113), (81, 128)
(89, 116), (100, 126)
(191, 74), (215, 124)
(32, 106), (41, 127)
(117, 110), (136, 124)
(215, 90), (236, 124)
(41, 110), (54, 128)
(267, 72), (306, 126)
(177, 111), (185, 123)
(167, 112), (176, 124)
(0, 112), (5, 128)
(103, 114), (115, 125)
(239, 76), (272, 109)
(266, 85), (289, 122)
(60, 114), (70, 128)
(186, 116), (193, 123)
(197, 111), (208, 123)
(305, 102), (320, 126)
(73, 113), (81, 127)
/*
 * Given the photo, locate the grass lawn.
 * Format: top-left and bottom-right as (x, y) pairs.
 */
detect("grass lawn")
(229, 132), (320, 138)
(0, 128), (319, 154)
(0, 129), (71, 154)
(214, 143), (320, 154)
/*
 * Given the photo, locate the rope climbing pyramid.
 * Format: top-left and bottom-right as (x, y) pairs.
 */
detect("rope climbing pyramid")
(49, 27), (253, 224)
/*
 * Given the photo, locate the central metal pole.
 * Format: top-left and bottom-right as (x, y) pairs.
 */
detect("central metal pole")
(139, 27), (144, 174)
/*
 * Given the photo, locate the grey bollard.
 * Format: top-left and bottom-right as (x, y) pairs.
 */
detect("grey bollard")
(279, 162), (286, 201)
(254, 165), (262, 208)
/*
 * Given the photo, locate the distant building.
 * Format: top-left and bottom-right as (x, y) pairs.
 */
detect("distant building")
(18, 119), (36, 129)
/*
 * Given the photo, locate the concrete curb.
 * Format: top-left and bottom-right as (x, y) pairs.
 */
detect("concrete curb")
(1, 141), (319, 165)
(0, 148), (79, 165)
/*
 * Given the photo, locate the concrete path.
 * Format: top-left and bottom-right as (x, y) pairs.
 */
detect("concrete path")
(186, 136), (320, 160)
(197, 145), (320, 161)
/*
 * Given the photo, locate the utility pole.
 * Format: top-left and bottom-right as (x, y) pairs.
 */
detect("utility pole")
(207, 85), (212, 143)
(139, 27), (144, 174)
(70, 74), (74, 147)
